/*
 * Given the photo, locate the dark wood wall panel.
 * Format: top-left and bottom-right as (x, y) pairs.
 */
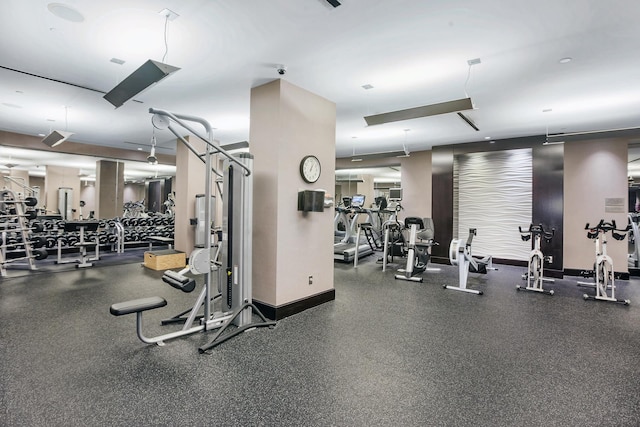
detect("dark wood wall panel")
(532, 144), (564, 276)
(430, 135), (564, 272)
(431, 146), (453, 261)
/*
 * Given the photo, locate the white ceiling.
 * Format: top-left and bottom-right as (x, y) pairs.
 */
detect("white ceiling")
(1, 0), (640, 179)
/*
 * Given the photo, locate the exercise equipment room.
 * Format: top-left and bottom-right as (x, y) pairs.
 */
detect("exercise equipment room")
(2, 2), (640, 426)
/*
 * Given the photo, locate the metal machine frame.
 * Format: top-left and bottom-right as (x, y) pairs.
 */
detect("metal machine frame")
(516, 224), (555, 296)
(110, 108), (274, 351)
(446, 228), (495, 295)
(577, 220), (630, 305)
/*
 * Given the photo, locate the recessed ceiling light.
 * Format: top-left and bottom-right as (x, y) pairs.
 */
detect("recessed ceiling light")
(46, 118), (56, 122)
(559, 57), (572, 64)
(361, 84), (374, 90)
(489, 140), (495, 144)
(110, 58), (126, 65)
(542, 108), (553, 113)
(484, 136), (491, 140)
(47, 3), (85, 23)
(38, 133), (46, 137)
(15, 90), (23, 94)
(137, 148), (143, 151)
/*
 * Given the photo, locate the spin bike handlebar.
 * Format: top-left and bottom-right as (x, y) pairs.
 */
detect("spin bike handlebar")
(519, 224), (554, 242)
(584, 219), (629, 241)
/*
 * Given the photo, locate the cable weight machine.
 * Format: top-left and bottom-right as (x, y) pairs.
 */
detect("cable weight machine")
(110, 108), (274, 351)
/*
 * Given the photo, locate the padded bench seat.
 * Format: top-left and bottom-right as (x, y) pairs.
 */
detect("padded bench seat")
(110, 296), (167, 316)
(147, 236), (174, 250)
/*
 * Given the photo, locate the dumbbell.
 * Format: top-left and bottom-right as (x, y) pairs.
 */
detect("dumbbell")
(29, 221), (44, 233)
(45, 236), (57, 249)
(3, 247), (48, 261)
(29, 236), (46, 249)
(1, 196), (37, 207)
(1, 209), (38, 221)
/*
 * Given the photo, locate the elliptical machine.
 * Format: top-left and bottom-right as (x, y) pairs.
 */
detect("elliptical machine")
(516, 224), (555, 295)
(394, 217), (438, 283)
(577, 220), (630, 305)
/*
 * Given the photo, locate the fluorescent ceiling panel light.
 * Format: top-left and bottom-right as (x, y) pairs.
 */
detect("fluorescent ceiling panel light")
(364, 97), (473, 126)
(103, 60), (180, 108)
(42, 130), (73, 147)
(326, 0), (341, 7)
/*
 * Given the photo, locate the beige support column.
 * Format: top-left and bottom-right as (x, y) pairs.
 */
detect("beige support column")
(250, 79), (336, 317)
(400, 150), (432, 218)
(95, 160), (124, 219)
(174, 135), (207, 254)
(356, 174), (374, 208)
(44, 165), (81, 218)
(564, 138), (628, 271)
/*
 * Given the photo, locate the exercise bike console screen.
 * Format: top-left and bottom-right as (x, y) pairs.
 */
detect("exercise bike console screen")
(350, 194), (365, 208)
(389, 188), (403, 201)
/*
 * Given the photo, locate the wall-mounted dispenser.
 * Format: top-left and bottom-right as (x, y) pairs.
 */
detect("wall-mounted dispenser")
(298, 190), (325, 212)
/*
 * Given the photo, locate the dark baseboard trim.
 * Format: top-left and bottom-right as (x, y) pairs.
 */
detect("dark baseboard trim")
(432, 256), (528, 268)
(254, 288), (336, 321)
(564, 268), (630, 281)
(542, 269), (564, 279)
(492, 258), (528, 268)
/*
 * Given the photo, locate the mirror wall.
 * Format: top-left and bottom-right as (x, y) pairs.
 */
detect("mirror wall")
(0, 145), (176, 219)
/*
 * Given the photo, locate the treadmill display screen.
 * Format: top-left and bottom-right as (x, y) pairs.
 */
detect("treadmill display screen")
(351, 194), (365, 208)
(389, 188), (402, 201)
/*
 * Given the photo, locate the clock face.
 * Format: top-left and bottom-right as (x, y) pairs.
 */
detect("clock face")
(300, 155), (321, 183)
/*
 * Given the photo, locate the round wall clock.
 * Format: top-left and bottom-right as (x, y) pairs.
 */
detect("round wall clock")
(300, 155), (321, 183)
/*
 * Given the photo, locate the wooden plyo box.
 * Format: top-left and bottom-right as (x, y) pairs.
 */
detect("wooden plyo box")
(144, 249), (186, 271)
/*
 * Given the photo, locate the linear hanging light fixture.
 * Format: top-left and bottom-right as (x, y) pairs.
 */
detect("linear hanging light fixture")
(103, 60), (180, 108)
(457, 112), (479, 131)
(364, 97), (473, 126)
(103, 9), (180, 108)
(364, 58), (480, 126)
(42, 106), (74, 147)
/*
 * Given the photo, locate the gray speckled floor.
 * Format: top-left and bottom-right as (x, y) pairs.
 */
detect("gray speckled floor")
(2, 255), (640, 426)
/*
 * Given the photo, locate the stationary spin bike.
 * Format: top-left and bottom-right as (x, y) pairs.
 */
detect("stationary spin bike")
(516, 224), (555, 295)
(577, 220), (630, 305)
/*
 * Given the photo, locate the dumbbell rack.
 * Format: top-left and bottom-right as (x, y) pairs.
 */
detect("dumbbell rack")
(56, 221), (101, 268)
(117, 216), (175, 252)
(0, 189), (37, 277)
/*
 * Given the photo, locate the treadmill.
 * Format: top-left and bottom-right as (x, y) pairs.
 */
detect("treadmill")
(334, 194), (374, 262)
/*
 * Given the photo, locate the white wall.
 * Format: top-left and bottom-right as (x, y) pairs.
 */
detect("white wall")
(454, 149), (532, 260)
